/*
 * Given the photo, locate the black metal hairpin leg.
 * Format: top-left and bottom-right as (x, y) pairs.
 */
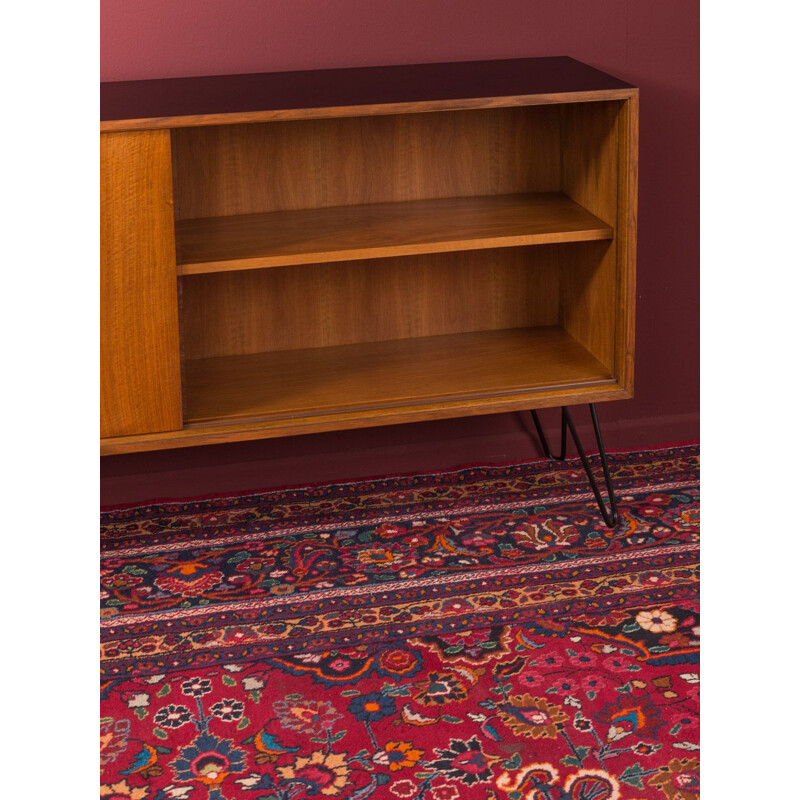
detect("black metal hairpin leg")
(530, 404), (620, 528)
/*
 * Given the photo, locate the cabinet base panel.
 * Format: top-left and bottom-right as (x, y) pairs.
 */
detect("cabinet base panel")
(101, 327), (631, 455)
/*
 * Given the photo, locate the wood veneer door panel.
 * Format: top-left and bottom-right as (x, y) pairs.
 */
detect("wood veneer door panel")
(101, 130), (183, 438)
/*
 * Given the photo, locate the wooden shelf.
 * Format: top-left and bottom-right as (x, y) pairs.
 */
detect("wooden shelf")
(184, 327), (613, 425)
(177, 193), (613, 275)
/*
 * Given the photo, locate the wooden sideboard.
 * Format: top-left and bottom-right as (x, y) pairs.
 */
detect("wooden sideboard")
(101, 57), (638, 456)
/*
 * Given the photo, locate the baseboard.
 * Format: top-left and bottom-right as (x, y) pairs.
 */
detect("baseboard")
(101, 410), (699, 507)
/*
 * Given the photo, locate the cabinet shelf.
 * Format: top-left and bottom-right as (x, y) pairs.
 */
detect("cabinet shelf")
(177, 193), (613, 275)
(184, 327), (614, 425)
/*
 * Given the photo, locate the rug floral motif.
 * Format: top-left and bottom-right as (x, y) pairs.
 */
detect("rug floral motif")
(101, 446), (699, 799)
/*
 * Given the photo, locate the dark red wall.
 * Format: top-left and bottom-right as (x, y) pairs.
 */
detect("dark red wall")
(100, 0), (699, 506)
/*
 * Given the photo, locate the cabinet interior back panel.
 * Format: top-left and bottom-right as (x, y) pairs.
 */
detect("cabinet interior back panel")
(171, 106), (562, 220)
(180, 246), (562, 358)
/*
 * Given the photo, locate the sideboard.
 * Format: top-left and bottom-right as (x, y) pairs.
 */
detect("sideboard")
(101, 57), (638, 460)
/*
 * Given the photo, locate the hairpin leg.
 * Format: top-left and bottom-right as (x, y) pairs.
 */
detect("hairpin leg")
(530, 406), (567, 461)
(530, 404), (619, 528)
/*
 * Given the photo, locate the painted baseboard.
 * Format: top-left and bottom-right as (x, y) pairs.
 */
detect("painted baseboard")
(101, 410), (699, 507)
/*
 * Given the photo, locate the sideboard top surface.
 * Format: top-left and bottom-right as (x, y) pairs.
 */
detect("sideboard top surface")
(100, 56), (637, 131)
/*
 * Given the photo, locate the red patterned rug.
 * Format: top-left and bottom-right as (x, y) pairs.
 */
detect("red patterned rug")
(100, 445), (699, 800)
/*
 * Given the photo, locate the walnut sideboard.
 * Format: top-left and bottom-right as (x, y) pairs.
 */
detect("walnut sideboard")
(100, 57), (638, 456)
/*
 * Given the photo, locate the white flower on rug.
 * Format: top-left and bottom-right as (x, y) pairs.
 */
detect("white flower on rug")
(235, 773), (263, 788)
(162, 786), (194, 798)
(635, 609), (678, 633)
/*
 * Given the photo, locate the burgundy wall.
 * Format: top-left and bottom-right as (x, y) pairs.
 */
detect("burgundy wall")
(100, 0), (699, 506)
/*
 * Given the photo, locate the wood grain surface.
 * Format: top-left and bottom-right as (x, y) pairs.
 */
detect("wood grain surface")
(614, 94), (639, 394)
(98, 326), (622, 454)
(177, 193), (612, 274)
(183, 327), (612, 424)
(100, 380), (630, 455)
(559, 100), (621, 373)
(171, 106), (562, 220)
(100, 130), (183, 438)
(180, 247), (563, 358)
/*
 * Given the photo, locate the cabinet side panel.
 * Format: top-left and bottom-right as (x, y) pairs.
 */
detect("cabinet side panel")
(615, 95), (638, 394)
(101, 130), (183, 438)
(560, 101), (620, 372)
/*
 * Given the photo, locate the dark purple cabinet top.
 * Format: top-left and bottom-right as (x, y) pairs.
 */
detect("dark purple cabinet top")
(101, 56), (635, 125)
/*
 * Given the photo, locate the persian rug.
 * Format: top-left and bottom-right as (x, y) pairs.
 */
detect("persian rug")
(100, 445), (699, 800)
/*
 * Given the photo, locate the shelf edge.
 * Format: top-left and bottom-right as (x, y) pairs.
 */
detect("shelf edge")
(178, 227), (614, 275)
(101, 89), (639, 133)
(101, 382), (630, 455)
